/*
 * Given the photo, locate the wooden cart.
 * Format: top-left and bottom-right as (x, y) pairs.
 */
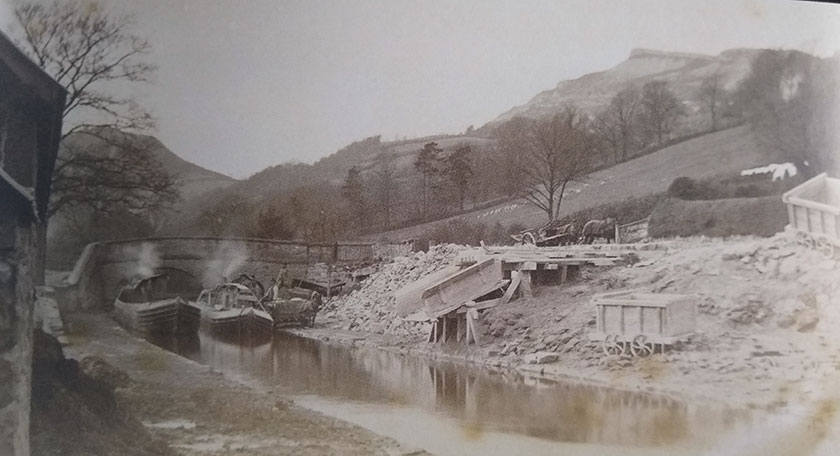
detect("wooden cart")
(588, 291), (696, 357)
(511, 220), (578, 246)
(782, 172), (840, 258)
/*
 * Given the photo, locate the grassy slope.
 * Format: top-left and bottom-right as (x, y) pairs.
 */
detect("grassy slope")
(368, 125), (770, 240)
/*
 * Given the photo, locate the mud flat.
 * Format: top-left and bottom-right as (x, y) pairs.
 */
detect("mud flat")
(62, 313), (422, 456)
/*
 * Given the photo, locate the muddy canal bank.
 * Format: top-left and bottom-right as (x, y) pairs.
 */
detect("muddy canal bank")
(61, 313), (422, 456)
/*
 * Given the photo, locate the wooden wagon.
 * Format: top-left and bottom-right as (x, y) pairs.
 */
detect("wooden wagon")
(782, 172), (840, 258)
(588, 291), (696, 357)
(511, 220), (578, 246)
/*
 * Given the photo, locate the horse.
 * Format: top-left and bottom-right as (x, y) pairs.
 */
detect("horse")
(579, 218), (617, 244)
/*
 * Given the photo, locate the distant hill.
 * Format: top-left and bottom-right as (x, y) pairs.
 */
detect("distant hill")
(168, 47), (791, 239)
(482, 48), (762, 133)
(61, 127), (236, 202)
(176, 47), (769, 213)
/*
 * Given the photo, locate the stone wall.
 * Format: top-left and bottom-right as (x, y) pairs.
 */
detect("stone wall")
(59, 237), (414, 312)
(0, 221), (34, 456)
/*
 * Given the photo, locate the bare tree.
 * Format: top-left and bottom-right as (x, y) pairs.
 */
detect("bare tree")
(443, 144), (473, 211)
(373, 152), (400, 228)
(639, 80), (683, 146)
(13, 0), (178, 220)
(14, 0), (155, 136)
(596, 85), (642, 163)
(699, 72), (722, 132)
(50, 129), (178, 217)
(341, 165), (368, 230)
(414, 142), (442, 220)
(496, 107), (597, 222)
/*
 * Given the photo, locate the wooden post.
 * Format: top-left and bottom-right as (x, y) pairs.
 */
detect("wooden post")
(520, 270), (533, 298)
(500, 272), (521, 305)
(467, 309), (480, 345)
(560, 265), (568, 285)
(465, 317), (470, 344)
(442, 317), (448, 343)
(327, 263), (333, 299)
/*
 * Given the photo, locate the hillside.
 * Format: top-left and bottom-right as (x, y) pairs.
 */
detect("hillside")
(368, 125), (772, 240)
(62, 128), (236, 202)
(484, 48), (761, 131)
(168, 47), (785, 239)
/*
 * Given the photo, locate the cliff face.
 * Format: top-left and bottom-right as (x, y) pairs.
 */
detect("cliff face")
(487, 48), (763, 126)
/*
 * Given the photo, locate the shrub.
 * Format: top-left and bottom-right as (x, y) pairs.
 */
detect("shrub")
(667, 177), (721, 200)
(667, 173), (805, 201)
(648, 196), (787, 238)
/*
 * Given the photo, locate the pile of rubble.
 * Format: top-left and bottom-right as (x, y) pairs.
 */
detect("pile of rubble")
(625, 232), (840, 330)
(320, 244), (462, 336)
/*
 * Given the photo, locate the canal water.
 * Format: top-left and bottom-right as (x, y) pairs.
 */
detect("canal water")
(149, 331), (761, 456)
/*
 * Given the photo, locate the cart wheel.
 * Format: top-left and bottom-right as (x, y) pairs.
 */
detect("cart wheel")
(523, 232), (537, 245)
(814, 235), (835, 259)
(601, 335), (625, 356)
(630, 335), (654, 357)
(795, 231), (814, 250)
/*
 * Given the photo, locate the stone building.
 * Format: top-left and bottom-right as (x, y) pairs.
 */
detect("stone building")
(0, 32), (65, 456)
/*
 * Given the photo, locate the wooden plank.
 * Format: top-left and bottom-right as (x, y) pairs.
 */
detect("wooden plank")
(788, 203), (796, 229)
(789, 196), (840, 216)
(430, 279), (509, 319)
(422, 259), (504, 318)
(465, 297), (502, 312)
(499, 272), (522, 305)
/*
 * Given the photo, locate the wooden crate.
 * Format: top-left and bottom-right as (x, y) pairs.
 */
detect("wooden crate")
(782, 172), (840, 245)
(592, 291), (695, 345)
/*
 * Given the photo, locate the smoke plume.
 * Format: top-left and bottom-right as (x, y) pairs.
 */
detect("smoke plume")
(202, 241), (249, 288)
(123, 242), (161, 279)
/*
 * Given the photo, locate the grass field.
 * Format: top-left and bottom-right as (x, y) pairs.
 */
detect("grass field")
(368, 125), (772, 241)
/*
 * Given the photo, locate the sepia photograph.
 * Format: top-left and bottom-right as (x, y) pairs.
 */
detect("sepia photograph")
(2, 0), (840, 455)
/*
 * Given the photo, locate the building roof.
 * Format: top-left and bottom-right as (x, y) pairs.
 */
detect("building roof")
(0, 30), (66, 221)
(0, 30), (66, 106)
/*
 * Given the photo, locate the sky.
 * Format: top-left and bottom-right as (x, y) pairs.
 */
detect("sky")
(2, 0), (840, 179)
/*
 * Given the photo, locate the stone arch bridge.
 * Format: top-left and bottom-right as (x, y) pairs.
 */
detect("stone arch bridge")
(59, 237), (413, 311)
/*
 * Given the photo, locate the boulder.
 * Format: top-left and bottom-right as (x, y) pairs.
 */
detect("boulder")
(525, 351), (559, 364)
(796, 310), (819, 332)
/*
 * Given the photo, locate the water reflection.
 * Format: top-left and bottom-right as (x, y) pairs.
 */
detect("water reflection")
(150, 330), (754, 449)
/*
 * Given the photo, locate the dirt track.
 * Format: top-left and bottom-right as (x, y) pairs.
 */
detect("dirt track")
(62, 313), (422, 456)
